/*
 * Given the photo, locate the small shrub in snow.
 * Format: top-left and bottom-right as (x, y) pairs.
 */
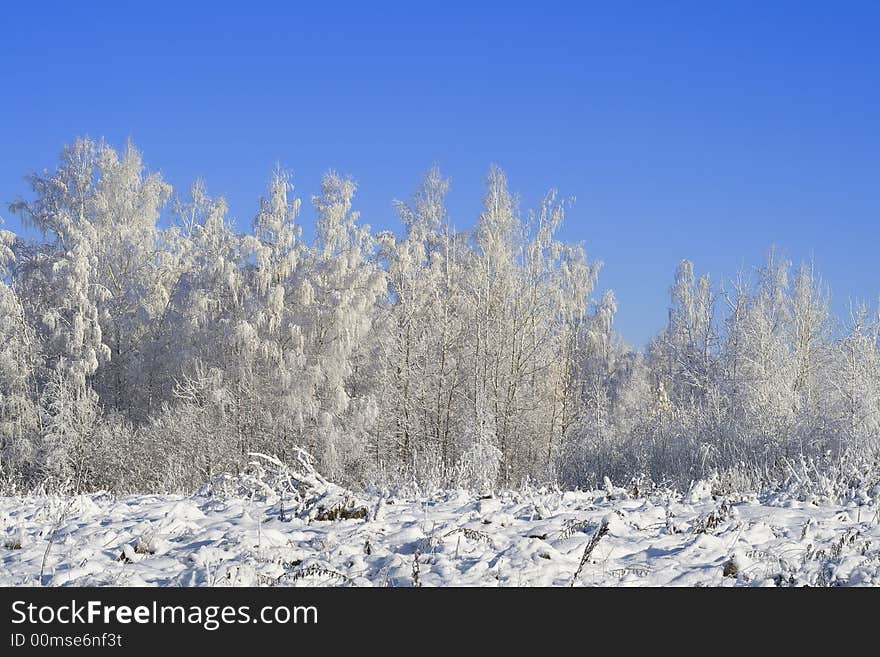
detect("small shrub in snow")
(443, 527), (494, 548)
(285, 563), (354, 586)
(199, 449), (370, 522)
(557, 518), (593, 540)
(691, 501), (736, 535)
(3, 530), (23, 550)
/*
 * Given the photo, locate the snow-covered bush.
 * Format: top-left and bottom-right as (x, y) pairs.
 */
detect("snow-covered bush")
(199, 450), (369, 521)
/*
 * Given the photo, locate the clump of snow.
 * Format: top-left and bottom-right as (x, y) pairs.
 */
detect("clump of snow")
(686, 479), (714, 504)
(601, 512), (627, 536)
(603, 477), (629, 501)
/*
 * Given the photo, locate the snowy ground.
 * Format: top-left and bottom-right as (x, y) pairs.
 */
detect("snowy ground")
(2, 483), (879, 587)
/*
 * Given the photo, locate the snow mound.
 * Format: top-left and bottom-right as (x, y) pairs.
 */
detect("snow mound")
(686, 479), (714, 504)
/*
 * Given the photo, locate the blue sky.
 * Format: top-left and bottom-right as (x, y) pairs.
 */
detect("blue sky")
(1, 1), (878, 346)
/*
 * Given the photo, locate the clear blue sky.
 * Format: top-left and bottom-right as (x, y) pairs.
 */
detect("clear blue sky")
(1, 1), (878, 346)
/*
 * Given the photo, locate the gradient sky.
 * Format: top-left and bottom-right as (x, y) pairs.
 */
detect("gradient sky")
(1, 1), (878, 347)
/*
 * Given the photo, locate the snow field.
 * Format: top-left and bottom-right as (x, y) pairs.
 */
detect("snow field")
(2, 484), (878, 587)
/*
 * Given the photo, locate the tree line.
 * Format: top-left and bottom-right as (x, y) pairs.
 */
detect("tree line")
(1, 138), (878, 494)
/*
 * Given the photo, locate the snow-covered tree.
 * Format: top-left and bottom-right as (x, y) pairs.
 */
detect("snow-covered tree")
(378, 166), (468, 479)
(830, 303), (880, 453)
(0, 225), (40, 479)
(305, 172), (385, 480)
(651, 259), (715, 408)
(10, 139), (111, 390)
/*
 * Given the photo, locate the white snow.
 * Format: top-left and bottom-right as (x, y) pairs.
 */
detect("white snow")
(2, 482), (879, 587)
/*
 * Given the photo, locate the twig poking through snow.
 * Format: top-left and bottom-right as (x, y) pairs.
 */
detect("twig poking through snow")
(39, 498), (76, 586)
(570, 519), (610, 587)
(411, 550), (422, 587)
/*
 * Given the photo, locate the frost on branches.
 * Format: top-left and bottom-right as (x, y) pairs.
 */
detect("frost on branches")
(0, 138), (879, 500)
